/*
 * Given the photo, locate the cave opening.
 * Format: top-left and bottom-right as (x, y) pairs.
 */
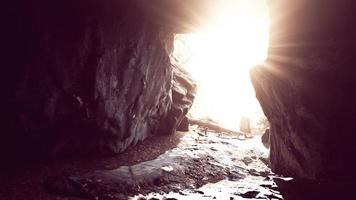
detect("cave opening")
(173, 0), (270, 134)
(7, 0), (356, 199)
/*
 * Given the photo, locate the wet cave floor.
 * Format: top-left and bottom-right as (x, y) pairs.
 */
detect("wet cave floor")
(1, 126), (354, 200)
(48, 127), (283, 200)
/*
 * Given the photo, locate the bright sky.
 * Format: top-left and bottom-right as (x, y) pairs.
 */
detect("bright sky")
(174, 0), (270, 131)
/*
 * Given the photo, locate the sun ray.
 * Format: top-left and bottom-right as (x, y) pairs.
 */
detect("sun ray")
(174, 0), (270, 132)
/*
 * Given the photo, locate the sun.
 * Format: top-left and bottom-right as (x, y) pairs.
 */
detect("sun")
(174, 0), (270, 132)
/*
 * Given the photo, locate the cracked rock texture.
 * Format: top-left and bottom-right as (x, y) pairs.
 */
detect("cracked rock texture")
(251, 0), (356, 180)
(1, 0), (196, 160)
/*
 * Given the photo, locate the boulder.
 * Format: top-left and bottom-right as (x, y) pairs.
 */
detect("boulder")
(0, 0), (195, 160)
(167, 65), (197, 133)
(251, 0), (356, 180)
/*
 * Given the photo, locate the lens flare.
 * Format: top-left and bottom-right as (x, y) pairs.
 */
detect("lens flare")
(174, 0), (270, 132)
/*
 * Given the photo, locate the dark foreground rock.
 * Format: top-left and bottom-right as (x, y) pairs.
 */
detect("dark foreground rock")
(0, 132), (184, 200)
(251, 0), (356, 180)
(1, 0), (196, 161)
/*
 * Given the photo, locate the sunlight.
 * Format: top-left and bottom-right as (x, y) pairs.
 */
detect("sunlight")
(174, 0), (270, 132)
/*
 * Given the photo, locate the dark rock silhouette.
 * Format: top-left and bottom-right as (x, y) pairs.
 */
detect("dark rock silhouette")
(1, 0), (196, 161)
(251, 0), (356, 180)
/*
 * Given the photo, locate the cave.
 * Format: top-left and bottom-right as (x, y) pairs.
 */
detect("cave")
(1, 0), (356, 199)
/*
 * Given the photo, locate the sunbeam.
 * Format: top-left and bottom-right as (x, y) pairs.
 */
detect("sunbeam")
(174, 0), (270, 132)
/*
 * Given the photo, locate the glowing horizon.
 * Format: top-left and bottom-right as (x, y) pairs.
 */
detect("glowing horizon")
(174, 0), (270, 132)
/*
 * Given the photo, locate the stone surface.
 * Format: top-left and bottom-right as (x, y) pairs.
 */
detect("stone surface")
(47, 129), (275, 200)
(261, 129), (270, 149)
(176, 116), (189, 132)
(251, 0), (356, 180)
(1, 0), (195, 160)
(168, 66), (196, 133)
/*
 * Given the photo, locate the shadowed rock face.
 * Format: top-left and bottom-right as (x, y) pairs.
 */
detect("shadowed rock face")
(167, 65), (197, 132)
(1, 0), (196, 160)
(251, 0), (356, 180)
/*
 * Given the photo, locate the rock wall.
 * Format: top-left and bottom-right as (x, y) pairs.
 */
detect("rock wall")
(251, 0), (356, 180)
(1, 0), (196, 160)
(168, 65), (197, 132)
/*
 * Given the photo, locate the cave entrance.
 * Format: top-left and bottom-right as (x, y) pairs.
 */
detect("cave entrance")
(173, 0), (270, 135)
